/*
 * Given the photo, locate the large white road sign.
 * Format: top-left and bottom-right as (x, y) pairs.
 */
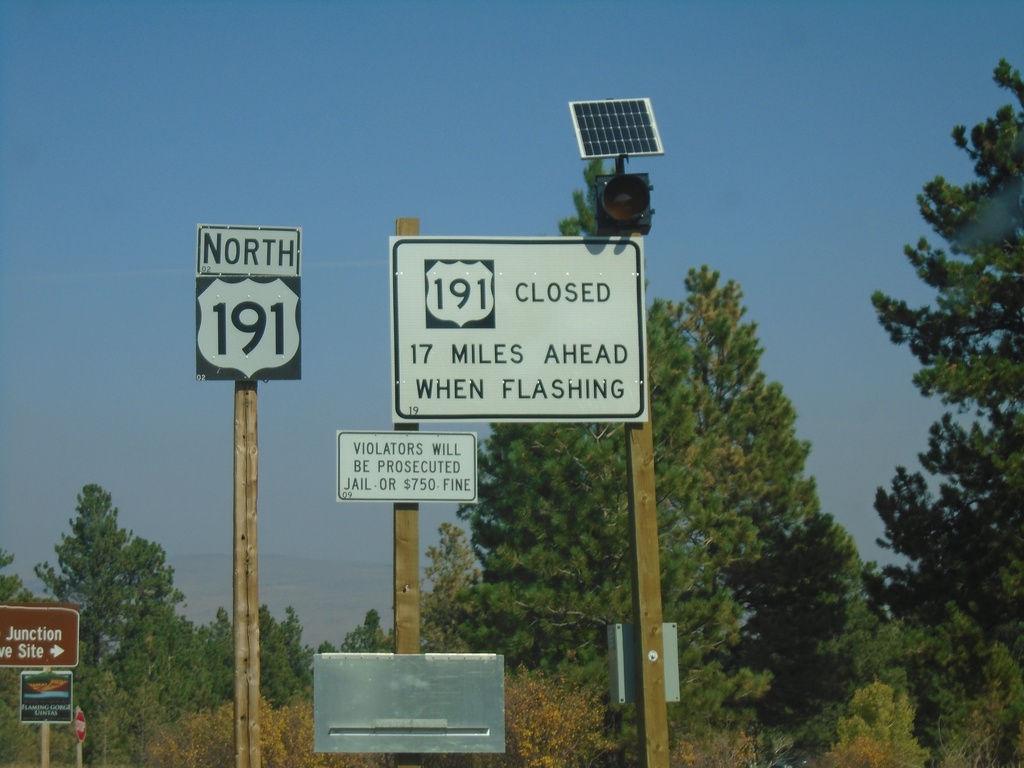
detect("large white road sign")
(390, 237), (647, 422)
(196, 224), (301, 381)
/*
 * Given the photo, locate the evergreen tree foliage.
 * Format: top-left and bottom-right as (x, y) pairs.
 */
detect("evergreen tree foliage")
(259, 605), (314, 705)
(0, 549), (30, 601)
(421, 521), (480, 652)
(558, 158), (606, 236)
(458, 417), (631, 677)
(0, 547), (35, 764)
(31, 484), (211, 763)
(459, 229), (860, 740)
(101, 604), (219, 758)
(869, 59), (1024, 759)
(195, 607), (234, 704)
(35, 484), (184, 667)
(0, 550), (33, 761)
(650, 272), (862, 739)
(331, 608), (394, 653)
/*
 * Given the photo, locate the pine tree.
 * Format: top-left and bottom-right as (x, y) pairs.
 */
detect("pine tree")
(34, 484), (195, 763)
(421, 521), (480, 652)
(195, 607), (234, 704)
(0, 549), (30, 602)
(258, 605), (314, 705)
(868, 59), (1024, 759)
(652, 270), (862, 740)
(558, 158), (606, 236)
(35, 484), (183, 667)
(332, 608), (393, 653)
(458, 259), (859, 737)
(0, 550), (36, 762)
(458, 418), (629, 676)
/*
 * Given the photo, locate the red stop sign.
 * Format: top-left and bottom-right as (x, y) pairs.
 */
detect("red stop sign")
(75, 708), (85, 742)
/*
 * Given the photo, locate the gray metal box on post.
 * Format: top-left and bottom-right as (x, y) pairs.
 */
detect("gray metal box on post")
(314, 653), (505, 754)
(608, 623), (680, 704)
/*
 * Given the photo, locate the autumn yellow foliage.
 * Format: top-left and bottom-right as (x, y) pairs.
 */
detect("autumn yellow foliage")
(147, 698), (385, 768)
(824, 682), (928, 768)
(670, 730), (757, 768)
(498, 670), (612, 768)
(146, 672), (610, 768)
(147, 700), (233, 767)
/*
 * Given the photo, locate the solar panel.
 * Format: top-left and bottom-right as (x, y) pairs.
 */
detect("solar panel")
(569, 98), (664, 159)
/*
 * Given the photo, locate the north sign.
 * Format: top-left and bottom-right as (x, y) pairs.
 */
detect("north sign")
(337, 430), (477, 502)
(196, 224), (302, 381)
(0, 603), (79, 668)
(390, 237), (647, 422)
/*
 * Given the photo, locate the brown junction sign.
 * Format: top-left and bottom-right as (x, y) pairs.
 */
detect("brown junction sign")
(0, 603), (79, 667)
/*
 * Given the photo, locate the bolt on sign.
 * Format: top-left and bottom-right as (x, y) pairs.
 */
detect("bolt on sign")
(390, 237), (648, 422)
(196, 224), (302, 381)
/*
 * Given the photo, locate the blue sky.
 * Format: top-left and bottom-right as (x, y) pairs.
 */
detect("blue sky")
(2, 1), (1022, 609)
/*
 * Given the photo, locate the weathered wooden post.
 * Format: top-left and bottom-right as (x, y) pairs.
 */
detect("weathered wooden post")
(393, 216), (422, 768)
(234, 379), (260, 768)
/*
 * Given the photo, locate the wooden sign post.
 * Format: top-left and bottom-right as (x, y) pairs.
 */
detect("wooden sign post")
(393, 217), (422, 768)
(234, 380), (260, 768)
(40, 720), (49, 768)
(196, 223), (301, 768)
(385, 220), (667, 767)
(626, 398), (669, 768)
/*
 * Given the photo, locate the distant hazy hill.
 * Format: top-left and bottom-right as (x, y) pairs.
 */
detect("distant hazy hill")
(170, 553), (392, 650)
